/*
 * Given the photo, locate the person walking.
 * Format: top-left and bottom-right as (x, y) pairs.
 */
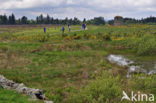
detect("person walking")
(82, 24), (84, 30)
(68, 24), (71, 32)
(84, 23), (86, 30)
(62, 26), (65, 33)
(82, 23), (86, 30)
(44, 27), (46, 33)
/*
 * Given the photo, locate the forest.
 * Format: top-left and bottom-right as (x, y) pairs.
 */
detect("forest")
(0, 14), (156, 25)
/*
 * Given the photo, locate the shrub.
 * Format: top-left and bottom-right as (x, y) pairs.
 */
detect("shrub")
(65, 36), (72, 41)
(102, 34), (111, 41)
(38, 34), (50, 42)
(67, 72), (122, 103)
(130, 74), (156, 95)
(84, 33), (92, 39)
(73, 35), (81, 40)
(132, 35), (156, 55)
(91, 35), (97, 39)
(62, 33), (68, 38)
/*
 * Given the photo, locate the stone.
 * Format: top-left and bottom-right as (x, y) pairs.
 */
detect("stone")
(0, 74), (54, 103)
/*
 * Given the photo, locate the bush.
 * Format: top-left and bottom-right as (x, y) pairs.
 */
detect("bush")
(84, 33), (92, 39)
(102, 34), (111, 41)
(62, 33), (68, 38)
(38, 34), (50, 42)
(65, 36), (72, 41)
(130, 74), (156, 95)
(67, 72), (122, 103)
(132, 35), (156, 55)
(73, 35), (81, 40)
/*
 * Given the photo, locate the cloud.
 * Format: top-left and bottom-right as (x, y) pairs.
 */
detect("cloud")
(0, 0), (155, 20)
(0, 9), (11, 15)
(0, 0), (65, 9)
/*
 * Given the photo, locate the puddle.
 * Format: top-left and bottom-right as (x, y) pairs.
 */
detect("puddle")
(107, 54), (156, 77)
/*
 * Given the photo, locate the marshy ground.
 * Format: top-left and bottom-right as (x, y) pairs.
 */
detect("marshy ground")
(0, 24), (156, 103)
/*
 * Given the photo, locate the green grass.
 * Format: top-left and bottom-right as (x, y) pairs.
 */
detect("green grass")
(0, 24), (156, 103)
(0, 87), (41, 103)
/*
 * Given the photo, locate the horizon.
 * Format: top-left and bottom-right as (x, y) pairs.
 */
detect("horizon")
(0, 14), (155, 21)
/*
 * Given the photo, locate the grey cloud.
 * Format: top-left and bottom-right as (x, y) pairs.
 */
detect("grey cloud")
(0, 0), (155, 20)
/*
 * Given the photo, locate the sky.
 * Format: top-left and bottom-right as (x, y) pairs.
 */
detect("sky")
(0, 0), (156, 20)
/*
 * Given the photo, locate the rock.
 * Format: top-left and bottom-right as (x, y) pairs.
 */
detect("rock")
(107, 54), (156, 78)
(148, 70), (156, 75)
(107, 54), (133, 67)
(129, 66), (147, 74)
(0, 74), (54, 103)
(15, 83), (26, 92)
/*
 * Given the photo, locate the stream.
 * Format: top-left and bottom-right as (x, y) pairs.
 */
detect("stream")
(107, 54), (156, 77)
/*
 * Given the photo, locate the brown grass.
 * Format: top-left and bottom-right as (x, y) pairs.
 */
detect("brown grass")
(0, 52), (31, 69)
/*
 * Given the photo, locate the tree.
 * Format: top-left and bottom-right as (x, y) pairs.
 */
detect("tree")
(54, 18), (59, 24)
(8, 13), (16, 24)
(0, 14), (156, 25)
(93, 17), (105, 25)
(8, 15), (12, 24)
(21, 16), (28, 24)
(38, 14), (44, 24)
(46, 14), (51, 24)
(73, 17), (80, 25)
(1, 14), (8, 24)
(69, 18), (73, 25)
(64, 17), (68, 24)
(16, 18), (21, 24)
(50, 17), (54, 24)
(36, 16), (39, 24)
(29, 19), (36, 24)
(108, 20), (114, 25)
(0, 15), (2, 24)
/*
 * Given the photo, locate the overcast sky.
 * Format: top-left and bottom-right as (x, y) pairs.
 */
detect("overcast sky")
(0, 0), (156, 20)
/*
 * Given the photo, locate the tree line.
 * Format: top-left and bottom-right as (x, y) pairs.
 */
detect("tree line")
(0, 14), (105, 25)
(108, 16), (156, 25)
(0, 13), (156, 25)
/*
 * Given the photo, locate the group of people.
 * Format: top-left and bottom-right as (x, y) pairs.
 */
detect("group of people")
(61, 23), (87, 33)
(43, 23), (87, 33)
(62, 24), (71, 33)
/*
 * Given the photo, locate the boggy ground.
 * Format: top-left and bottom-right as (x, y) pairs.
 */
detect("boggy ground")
(0, 24), (156, 103)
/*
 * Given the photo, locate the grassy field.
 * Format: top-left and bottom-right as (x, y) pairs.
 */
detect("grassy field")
(0, 24), (156, 103)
